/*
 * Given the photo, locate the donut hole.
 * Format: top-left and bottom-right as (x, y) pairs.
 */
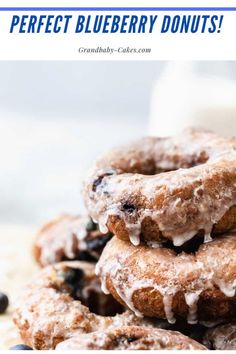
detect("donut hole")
(86, 288), (124, 317)
(127, 150), (209, 176)
(143, 150), (209, 176)
(57, 266), (124, 317)
(91, 151), (209, 196)
(155, 150), (209, 173)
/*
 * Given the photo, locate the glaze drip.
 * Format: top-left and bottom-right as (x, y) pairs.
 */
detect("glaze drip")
(84, 128), (236, 247)
(96, 235), (236, 324)
(36, 215), (90, 265)
(185, 292), (201, 324)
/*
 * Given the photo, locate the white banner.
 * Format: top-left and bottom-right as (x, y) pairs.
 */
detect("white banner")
(0, 1), (235, 59)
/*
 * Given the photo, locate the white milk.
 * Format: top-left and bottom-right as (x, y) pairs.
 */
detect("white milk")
(149, 62), (236, 137)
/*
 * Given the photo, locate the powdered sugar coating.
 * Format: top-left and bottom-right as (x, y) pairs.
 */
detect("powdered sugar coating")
(83, 128), (236, 246)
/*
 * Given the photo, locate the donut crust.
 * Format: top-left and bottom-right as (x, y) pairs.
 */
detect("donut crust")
(83, 128), (236, 246)
(13, 261), (154, 349)
(96, 234), (236, 323)
(203, 322), (236, 350)
(56, 326), (206, 350)
(34, 214), (112, 267)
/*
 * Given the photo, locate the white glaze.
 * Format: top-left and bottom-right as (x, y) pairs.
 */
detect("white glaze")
(97, 252), (180, 323)
(216, 279), (236, 297)
(185, 291), (201, 324)
(204, 233), (213, 243)
(162, 294), (176, 324)
(96, 235), (236, 324)
(36, 215), (92, 266)
(84, 128), (236, 247)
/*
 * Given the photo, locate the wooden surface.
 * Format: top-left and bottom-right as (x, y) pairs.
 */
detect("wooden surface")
(0, 224), (38, 349)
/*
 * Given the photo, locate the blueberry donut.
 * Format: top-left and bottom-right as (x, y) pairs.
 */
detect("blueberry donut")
(34, 214), (112, 266)
(83, 128), (236, 246)
(96, 234), (236, 323)
(56, 326), (206, 350)
(13, 261), (156, 349)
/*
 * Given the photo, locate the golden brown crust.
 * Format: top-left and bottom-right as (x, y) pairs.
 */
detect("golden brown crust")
(13, 261), (155, 349)
(203, 322), (236, 350)
(96, 234), (236, 323)
(56, 326), (206, 350)
(213, 206), (236, 234)
(34, 214), (112, 267)
(83, 128), (236, 247)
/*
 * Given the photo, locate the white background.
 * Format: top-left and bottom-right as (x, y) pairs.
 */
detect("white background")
(1, 61), (236, 225)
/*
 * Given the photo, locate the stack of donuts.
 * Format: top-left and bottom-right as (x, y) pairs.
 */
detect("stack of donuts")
(13, 128), (236, 350)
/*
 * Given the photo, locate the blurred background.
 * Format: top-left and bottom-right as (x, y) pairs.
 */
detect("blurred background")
(1, 61), (236, 226)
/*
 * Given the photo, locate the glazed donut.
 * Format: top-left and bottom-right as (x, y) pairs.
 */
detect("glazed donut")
(83, 128), (236, 246)
(203, 322), (236, 350)
(13, 261), (157, 349)
(56, 326), (206, 350)
(96, 233), (236, 323)
(34, 214), (112, 266)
